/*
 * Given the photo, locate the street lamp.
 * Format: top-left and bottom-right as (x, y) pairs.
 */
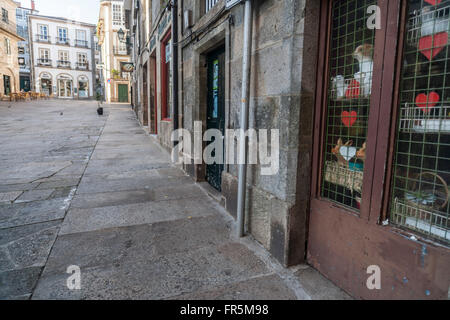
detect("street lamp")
(117, 28), (125, 42)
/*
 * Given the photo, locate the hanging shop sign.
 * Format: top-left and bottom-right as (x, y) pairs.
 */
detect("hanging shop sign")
(120, 62), (134, 72)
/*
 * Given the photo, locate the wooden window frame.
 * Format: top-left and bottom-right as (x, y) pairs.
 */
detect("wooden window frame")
(311, 0), (414, 228)
(160, 30), (172, 121)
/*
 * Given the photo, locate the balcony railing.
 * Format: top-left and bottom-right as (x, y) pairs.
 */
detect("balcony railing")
(75, 39), (89, 48)
(35, 34), (51, 43)
(57, 60), (71, 68)
(37, 58), (52, 66)
(113, 45), (128, 55)
(76, 62), (89, 70)
(56, 37), (70, 45)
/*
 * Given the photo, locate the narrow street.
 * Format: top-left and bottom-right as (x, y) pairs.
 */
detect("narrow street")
(0, 100), (349, 300)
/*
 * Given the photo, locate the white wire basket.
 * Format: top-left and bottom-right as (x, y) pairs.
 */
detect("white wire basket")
(407, 5), (450, 47)
(399, 103), (450, 133)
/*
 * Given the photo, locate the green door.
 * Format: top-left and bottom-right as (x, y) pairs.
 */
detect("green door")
(118, 84), (128, 102)
(3, 75), (11, 95)
(206, 46), (225, 191)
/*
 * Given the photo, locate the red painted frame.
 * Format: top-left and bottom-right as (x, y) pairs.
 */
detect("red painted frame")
(160, 30), (172, 121)
(307, 1), (450, 299)
(152, 54), (158, 134)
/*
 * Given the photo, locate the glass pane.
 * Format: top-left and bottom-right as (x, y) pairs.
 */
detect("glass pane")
(391, 0), (450, 244)
(212, 59), (219, 118)
(321, 0), (377, 211)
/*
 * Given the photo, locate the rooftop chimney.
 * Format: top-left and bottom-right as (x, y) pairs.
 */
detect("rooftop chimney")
(31, 0), (35, 11)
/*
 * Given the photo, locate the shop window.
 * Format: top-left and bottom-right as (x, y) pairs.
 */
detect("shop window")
(391, 0), (450, 243)
(313, 0), (450, 245)
(321, 0), (376, 211)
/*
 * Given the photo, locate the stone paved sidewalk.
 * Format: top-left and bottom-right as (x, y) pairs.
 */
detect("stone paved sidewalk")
(0, 100), (351, 300)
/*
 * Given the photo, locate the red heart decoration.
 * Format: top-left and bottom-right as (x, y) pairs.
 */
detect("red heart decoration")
(415, 92), (440, 113)
(424, 0), (442, 5)
(341, 111), (358, 127)
(419, 32), (448, 61)
(345, 79), (360, 99)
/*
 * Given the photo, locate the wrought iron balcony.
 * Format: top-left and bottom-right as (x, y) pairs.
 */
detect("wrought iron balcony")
(75, 39), (89, 48)
(35, 34), (50, 43)
(57, 60), (71, 68)
(56, 37), (70, 45)
(76, 62), (89, 70)
(37, 58), (52, 66)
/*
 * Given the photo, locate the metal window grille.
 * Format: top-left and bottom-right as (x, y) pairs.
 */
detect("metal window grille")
(321, 0), (377, 211)
(205, 0), (220, 13)
(391, 0), (450, 244)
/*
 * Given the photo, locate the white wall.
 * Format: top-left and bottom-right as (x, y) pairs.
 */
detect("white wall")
(30, 16), (95, 98)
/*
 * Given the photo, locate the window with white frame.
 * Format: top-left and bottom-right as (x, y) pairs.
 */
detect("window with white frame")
(77, 52), (88, 69)
(77, 53), (87, 63)
(38, 48), (50, 65)
(113, 4), (123, 23)
(58, 50), (69, 61)
(57, 27), (68, 43)
(75, 30), (87, 47)
(39, 48), (49, 59)
(38, 24), (48, 40)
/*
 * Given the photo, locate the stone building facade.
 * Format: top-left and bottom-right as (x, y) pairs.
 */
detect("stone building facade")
(15, 2), (38, 92)
(98, 0), (131, 103)
(127, 0), (450, 299)
(0, 0), (24, 99)
(28, 14), (96, 99)
(128, 0), (316, 266)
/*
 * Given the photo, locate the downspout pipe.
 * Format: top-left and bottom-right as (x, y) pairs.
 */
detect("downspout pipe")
(171, 0), (179, 136)
(236, 0), (253, 238)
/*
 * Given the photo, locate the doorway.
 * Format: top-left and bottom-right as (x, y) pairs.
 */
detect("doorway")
(58, 79), (73, 98)
(142, 62), (149, 126)
(20, 76), (30, 92)
(118, 84), (128, 102)
(150, 55), (157, 134)
(3, 75), (11, 95)
(205, 46), (225, 191)
(40, 78), (52, 95)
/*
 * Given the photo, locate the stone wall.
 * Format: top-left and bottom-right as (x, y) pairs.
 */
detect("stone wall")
(179, 0), (321, 266)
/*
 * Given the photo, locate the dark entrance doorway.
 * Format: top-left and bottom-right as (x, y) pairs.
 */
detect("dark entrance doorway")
(142, 62), (149, 126)
(20, 76), (30, 92)
(118, 84), (128, 103)
(3, 75), (11, 95)
(149, 55), (157, 134)
(205, 46), (225, 191)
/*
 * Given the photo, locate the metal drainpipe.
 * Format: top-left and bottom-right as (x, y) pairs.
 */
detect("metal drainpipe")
(237, 0), (253, 238)
(171, 0), (179, 136)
